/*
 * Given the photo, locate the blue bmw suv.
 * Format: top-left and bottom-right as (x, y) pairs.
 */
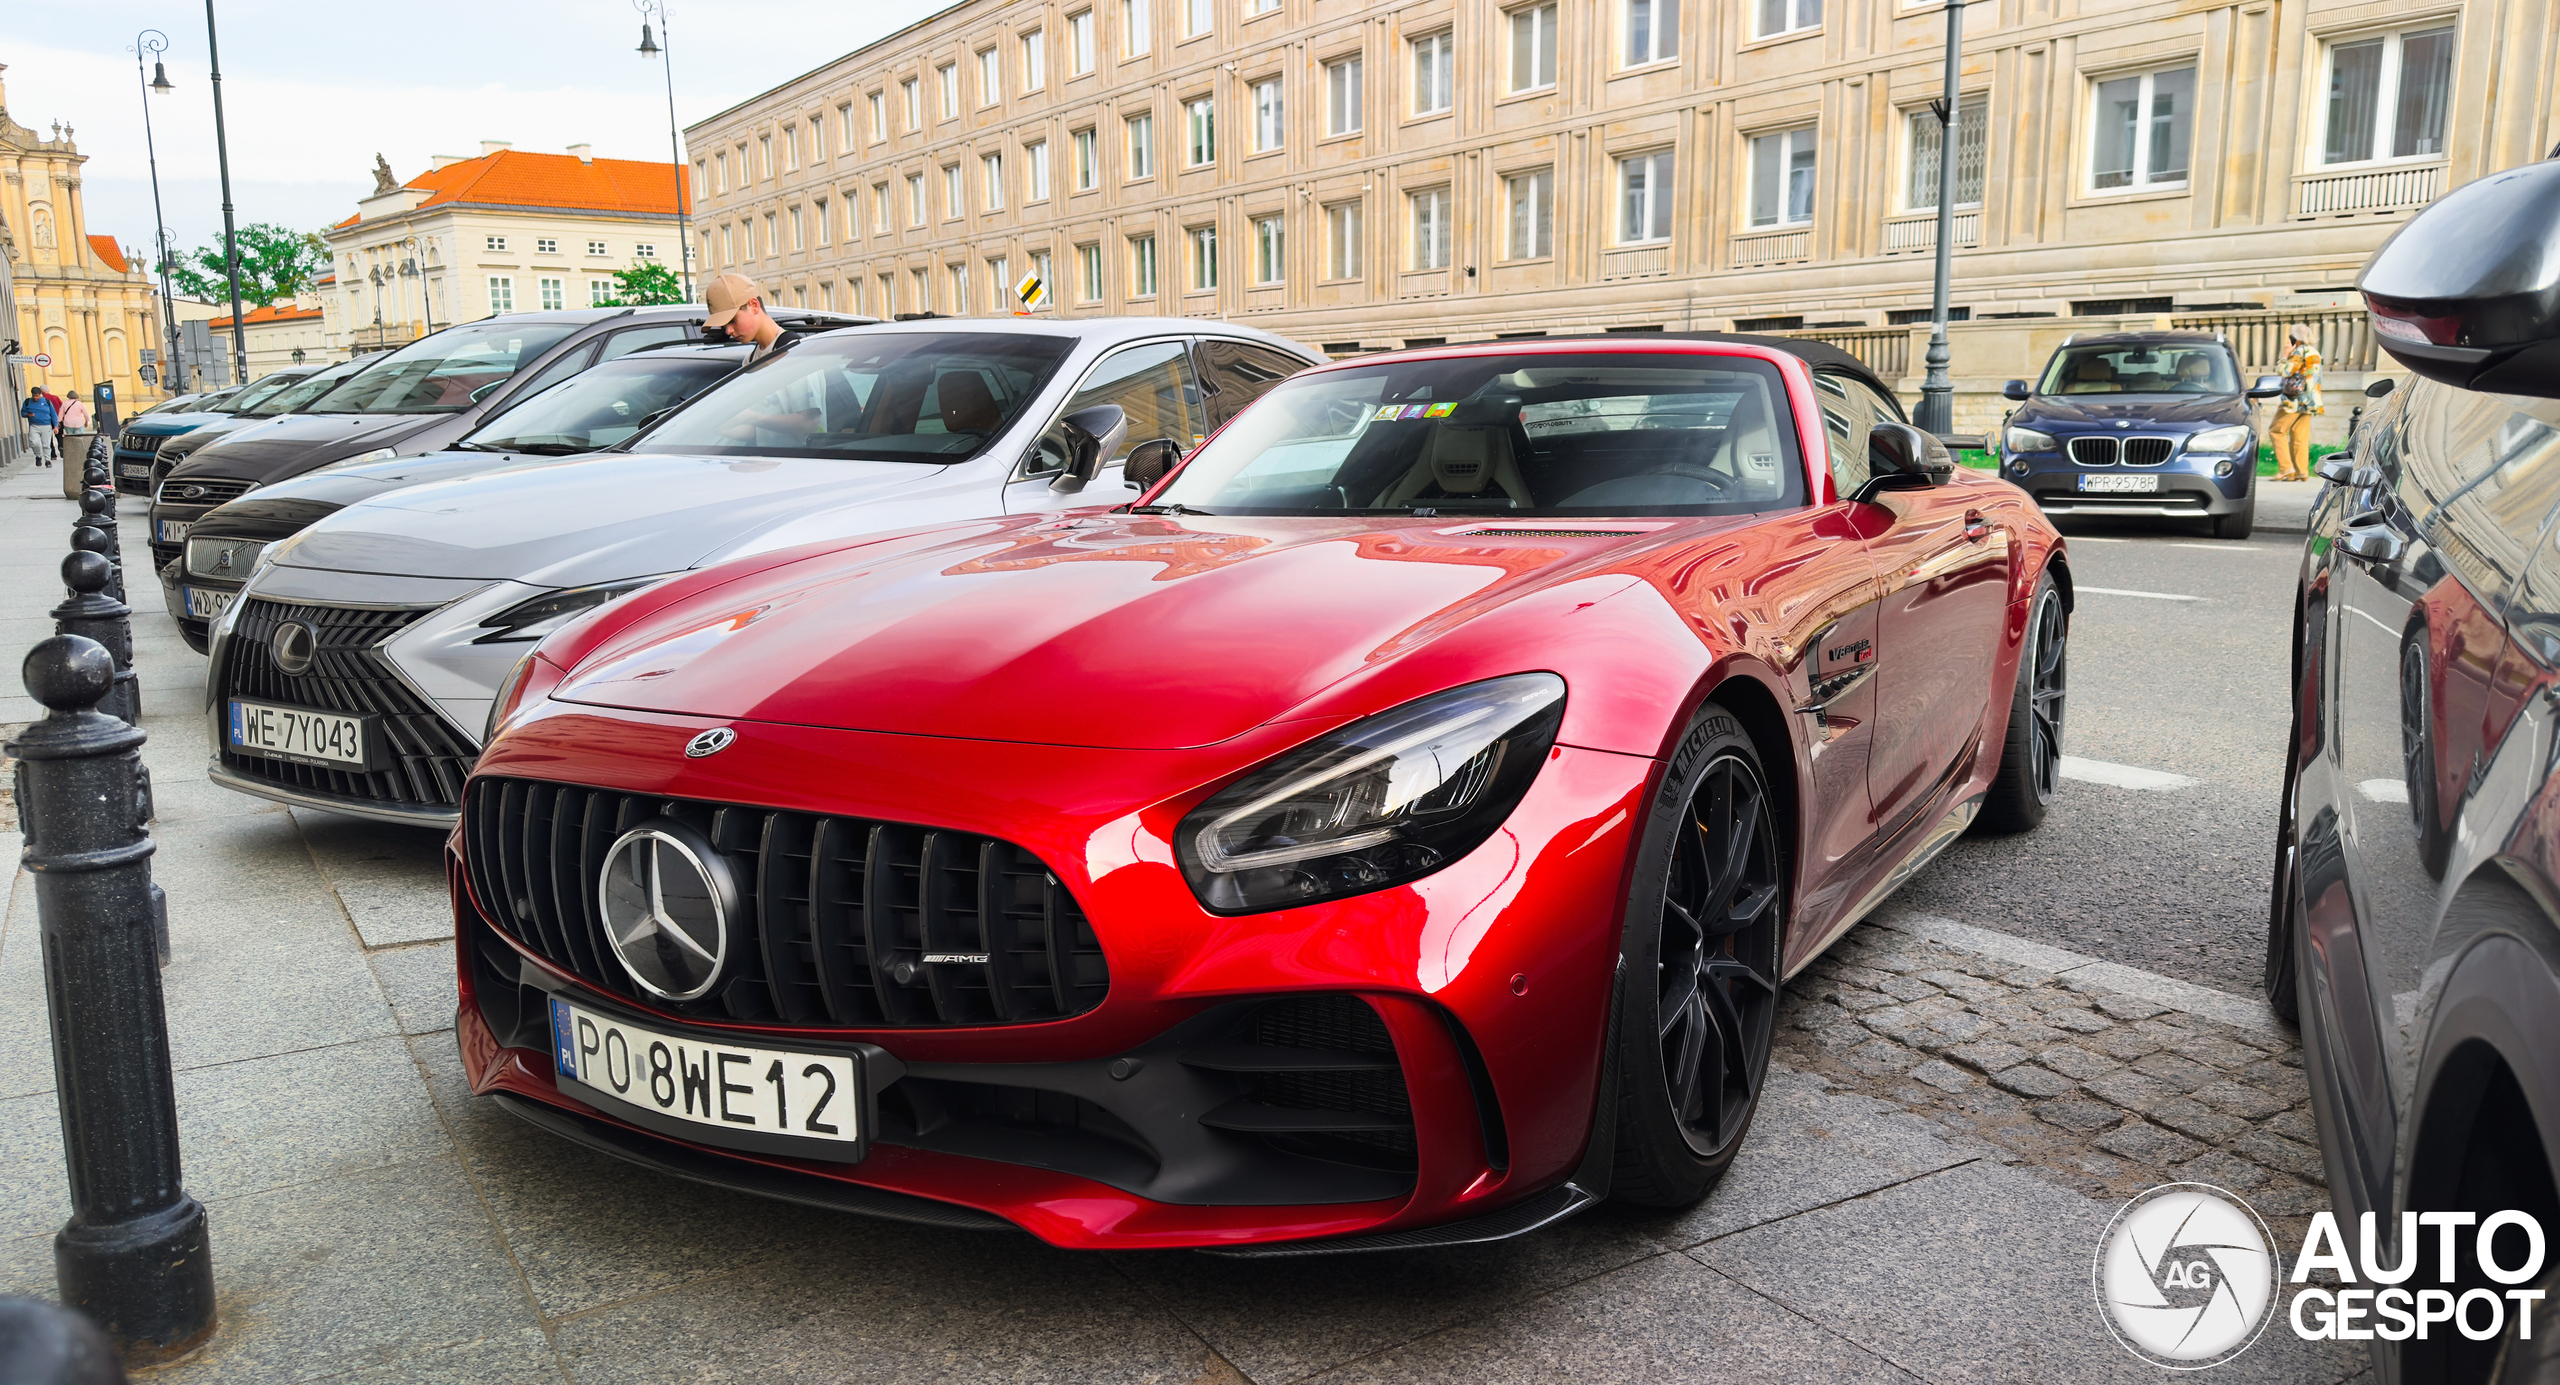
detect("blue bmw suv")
(1996, 330), (2282, 539)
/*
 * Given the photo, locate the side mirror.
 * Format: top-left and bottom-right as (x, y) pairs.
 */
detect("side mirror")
(2002, 380), (2031, 402)
(1047, 404), (1129, 494)
(1123, 437), (1183, 492)
(2365, 377), (2397, 399)
(2314, 455), (2357, 486)
(2360, 158), (2560, 397)
(2247, 374), (2285, 399)
(1855, 422), (1954, 504)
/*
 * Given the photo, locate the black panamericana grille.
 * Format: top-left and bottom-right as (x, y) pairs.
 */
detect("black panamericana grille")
(218, 598), (478, 809)
(463, 777), (1110, 1028)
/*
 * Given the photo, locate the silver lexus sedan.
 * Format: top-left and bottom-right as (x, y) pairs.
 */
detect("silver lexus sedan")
(205, 317), (1322, 826)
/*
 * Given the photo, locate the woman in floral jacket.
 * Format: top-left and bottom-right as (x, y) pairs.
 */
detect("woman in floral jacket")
(2269, 324), (2322, 483)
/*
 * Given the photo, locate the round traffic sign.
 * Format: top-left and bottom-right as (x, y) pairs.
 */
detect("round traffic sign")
(31, 352), (50, 368)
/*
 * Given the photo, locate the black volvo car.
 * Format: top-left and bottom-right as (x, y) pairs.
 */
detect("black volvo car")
(2272, 158), (2560, 1382)
(1998, 330), (2284, 539)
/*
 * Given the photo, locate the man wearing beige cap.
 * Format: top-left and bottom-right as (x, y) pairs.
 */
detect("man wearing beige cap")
(702, 272), (795, 365)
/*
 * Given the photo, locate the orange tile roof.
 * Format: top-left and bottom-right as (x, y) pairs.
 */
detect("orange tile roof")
(403, 148), (689, 216)
(88, 235), (129, 273)
(209, 304), (326, 330)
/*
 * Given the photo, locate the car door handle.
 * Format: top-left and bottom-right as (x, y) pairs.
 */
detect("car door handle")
(1963, 511), (1991, 543)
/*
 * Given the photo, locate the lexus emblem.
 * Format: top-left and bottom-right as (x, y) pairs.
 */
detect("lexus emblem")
(684, 727), (737, 758)
(271, 620), (318, 676)
(598, 823), (735, 1002)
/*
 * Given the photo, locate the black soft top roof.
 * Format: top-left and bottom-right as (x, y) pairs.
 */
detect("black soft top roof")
(1496, 332), (1902, 417)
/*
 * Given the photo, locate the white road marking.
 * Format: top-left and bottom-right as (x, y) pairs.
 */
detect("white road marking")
(2358, 778), (2411, 804)
(2058, 756), (2200, 791)
(2078, 585), (2209, 602)
(2163, 542), (2288, 552)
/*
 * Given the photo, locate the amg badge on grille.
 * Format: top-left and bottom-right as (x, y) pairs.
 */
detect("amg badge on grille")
(684, 727), (736, 758)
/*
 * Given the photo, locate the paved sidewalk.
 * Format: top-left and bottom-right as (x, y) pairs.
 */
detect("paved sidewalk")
(0, 456), (2368, 1382)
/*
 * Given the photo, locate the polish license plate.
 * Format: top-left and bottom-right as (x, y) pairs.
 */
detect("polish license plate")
(2078, 474), (2160, 493)
(548, 998), (866, 1160)
(227, 698), (369, 767)
(120, 462), (151, 479)
(184, 587), (235, 620)
(157, 520), (191, 543)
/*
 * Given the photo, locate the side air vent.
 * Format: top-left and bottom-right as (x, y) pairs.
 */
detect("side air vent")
(1190, 994), (1416, 1169)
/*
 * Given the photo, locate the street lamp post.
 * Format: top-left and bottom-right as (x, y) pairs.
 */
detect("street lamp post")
(1915, 0), (1968, 437)
(635, 0), (694, 301)
(202, 0), (249, 387)
(131, 32), (183, 395)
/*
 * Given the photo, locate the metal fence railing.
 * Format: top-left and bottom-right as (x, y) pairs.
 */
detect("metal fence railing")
(1788, 328), (1912, 380)
(2168, 309), (2376, 373)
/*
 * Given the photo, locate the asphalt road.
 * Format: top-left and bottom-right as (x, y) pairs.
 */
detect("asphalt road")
(1896, 518), (2308, 999)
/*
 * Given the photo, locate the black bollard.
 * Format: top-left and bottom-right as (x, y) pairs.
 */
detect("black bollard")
(78, 489), (117, 538)
(0, 1296), (130, 1384)
(53, 554), (139, 727)
(68, 528), (123, 606)
(10, 637), (216, 1366)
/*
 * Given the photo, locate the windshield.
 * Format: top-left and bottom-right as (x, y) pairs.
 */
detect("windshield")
(216, 370), (316, 415)
(242, 360), (369, 417)
(2038, 343), (2240, 396)
(184, 388), (243, 414)
(316, 321), (578, 415)
(630, 331), (1074, 462)
(1154, 352), (1806, 517)
(463, 357), (739, 455)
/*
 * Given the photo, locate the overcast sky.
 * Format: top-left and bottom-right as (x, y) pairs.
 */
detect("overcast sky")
(10, 0), (950, 266)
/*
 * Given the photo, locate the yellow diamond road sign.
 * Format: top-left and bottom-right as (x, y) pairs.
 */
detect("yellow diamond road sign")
(1014, 272), (1048, 312)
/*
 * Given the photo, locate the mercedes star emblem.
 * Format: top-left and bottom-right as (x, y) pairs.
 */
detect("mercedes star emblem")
(270, 620), (318, 677)
(684, 727), (737, 758)
(598, 823), (734, 1002)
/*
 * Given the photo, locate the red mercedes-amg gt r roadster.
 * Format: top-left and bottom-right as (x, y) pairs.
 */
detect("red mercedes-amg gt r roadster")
(452, 333), (2071, 1252)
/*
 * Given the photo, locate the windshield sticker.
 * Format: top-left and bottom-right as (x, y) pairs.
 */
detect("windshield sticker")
(1399, 404), (1430, 420)
(1372, 405), (1403, 421)
(1424, 402), (1457, 417)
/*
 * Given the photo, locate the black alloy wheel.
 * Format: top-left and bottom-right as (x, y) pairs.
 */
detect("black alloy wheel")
(2400, 635), (2451, 877)
(1654, 752), (1784, 1159)
(2026, 585), (2068, 800)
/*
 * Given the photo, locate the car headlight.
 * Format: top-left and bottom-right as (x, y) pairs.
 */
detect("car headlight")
(2004, 426), (2057, 454)
(471, 575), (671, 645)
(2187, 425), (2252, 454)
(322, 447), (399, 471)
(1175, 673), (1566, 914)
(487, 653), (538, 744)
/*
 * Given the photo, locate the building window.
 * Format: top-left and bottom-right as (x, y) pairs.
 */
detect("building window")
(1254, 214), (1285, 284)
(989, 256), (1010, 311)
(1326, 199), (1363, 278)
(1905, 95), (1987, 209)
(720, 224), (734, 264)
(944, 164), (965, 218)
(538, 277), (564, 310)
(911, 268), (929, 311)
(975, 49), (999, 106)
(1069, 11), (1096, 73)
(836, 103), (854, 152)
(760, 135), (774, 178)
(1127, 112), (1155, 177)
(1252, 0), (1279, 13)
(786, 206), (803, 251)
(487, 276), (514, 313)
(1754, 0), (1819, 39)
(1409, 188), (1451, 269)
(1074, 128), (1099, 188)
(763, 212), (779, 256)
(873, 183), (891, 232)
(1252, 78), (1284, 151)
(938, 63), (959, 119)
(1185, 0), (1213, 36)
(589, 279), (614, 306)
(902, 77), (921, 130)
(984, 153), (1006, 209)
(908, 172), (927, 224)
(712, 154), (728, 192)
(1022, 29), (1045, 90)
(636, 242), (655, 258)
(1024, 141), (1050, 200)
(485, 235), (509, 252)
(1618, 150), (1674, 242)
(1412, 34), (1453, 115)
(1509, 5), (1557, 91)
(1506, 168), (1554, 259)
(1748, 127), (1817, 226)
(869, 92), (887, 141)
(2323, 27), (2454, 165)
(2090, 66), (2193, 191)
(1189, 225), (1218, 290)
(1123, 0), (1151, 56)
(949, 261), (971, 313)
(1079, 242), (1104, 300)
(815, 197), (831, 246)
(1186, 96), (1217, 165)
(535, 236), (559, 255)
(1326, 56), (1364, 136)
(781, 125), (798, 170)
(586, 239), (608, 255)
(694, 159), (709, 198)
(1625, 0), (1677, 66)
(1130, 234), (1158, 296)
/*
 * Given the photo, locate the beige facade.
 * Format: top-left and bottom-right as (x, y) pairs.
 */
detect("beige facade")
(688, 0), (2550, 433)
(0, 64), (167, 415)
(209, 298), (338, 379)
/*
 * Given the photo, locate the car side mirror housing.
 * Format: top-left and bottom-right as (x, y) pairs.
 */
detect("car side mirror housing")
(2002, 379), (2031, 402)
(2314, 455), (2357, 485)
(1048, 404), (1129, 494)
(1122, 437), (1183, 492)
(2365, 376), (2397, 399)
(1856, 422), (1955, 504)
(2247, 374), (2285, 399)
(2360, 158), (2560, 397)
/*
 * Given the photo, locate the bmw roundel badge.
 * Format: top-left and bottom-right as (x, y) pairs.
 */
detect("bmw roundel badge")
(684, 727), (737, 758)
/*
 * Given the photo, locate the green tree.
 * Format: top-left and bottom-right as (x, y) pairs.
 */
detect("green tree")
(597, 260), (685, 307)
(169, 223), (328, 307)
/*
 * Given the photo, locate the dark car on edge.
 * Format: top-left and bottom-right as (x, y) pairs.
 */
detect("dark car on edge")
(162, 341), (750, 651)
(112, 368), (321, 493)
(2271, 159), (2560, 1383)
(1997, 330), (2284, 539)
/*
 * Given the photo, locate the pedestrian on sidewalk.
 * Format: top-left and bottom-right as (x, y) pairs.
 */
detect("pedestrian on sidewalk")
(2269, 325), (2323, 483)
(20, 386), (58, 467)
(60, 390), (90, 433)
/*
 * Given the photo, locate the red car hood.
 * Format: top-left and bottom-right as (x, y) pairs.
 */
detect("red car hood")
(551, 510), (1685, 750)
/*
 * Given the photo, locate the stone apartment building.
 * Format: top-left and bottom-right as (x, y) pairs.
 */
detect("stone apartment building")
(688, 0), (2551, 429)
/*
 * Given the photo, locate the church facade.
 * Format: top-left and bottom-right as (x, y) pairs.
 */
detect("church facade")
(1, 65), (166, 419)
